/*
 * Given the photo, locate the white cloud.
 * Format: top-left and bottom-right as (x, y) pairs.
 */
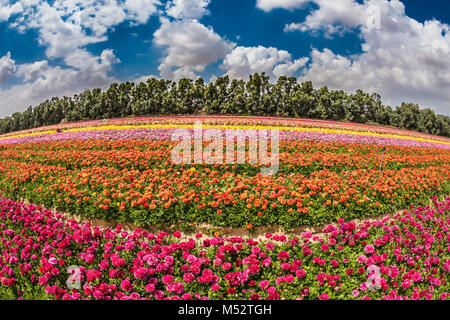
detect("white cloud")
(9, 0), (161, 67)
(0, 0), (159, 117)
(0, 51), (119, 116)
(221, 45), (309, 79)
(256, 0), (309, 12)
(286, 0), (450, 114)
(17, 60), (49, 82)
(27, 2), (107, 62)
(125, 0), (162, 24)
(0, 1), (23, 22)
(0, 52), (16, 83)
(166, 0), (210, 19)
(284, 0), (366, 37)
(132, 74), (160, 83)
(273, 57), (310, 78)
(154, 18), (235, 80)
(20, 0), (159, 61)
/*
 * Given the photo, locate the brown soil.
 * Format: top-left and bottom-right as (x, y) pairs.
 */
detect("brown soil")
(18, 197), (444, 242)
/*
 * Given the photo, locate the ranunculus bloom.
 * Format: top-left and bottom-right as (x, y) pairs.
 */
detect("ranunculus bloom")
(211, 284), (220, 292)
(319, 293), (329, 300)
(259, 280), (270, 290)
(162, 274), (174, 285)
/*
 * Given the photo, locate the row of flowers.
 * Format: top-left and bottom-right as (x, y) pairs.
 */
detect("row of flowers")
(2, 116), (450, 144)
(0, 196), (449, 300)
(0, 138), (448, 227)
(1, 127), (449, 149)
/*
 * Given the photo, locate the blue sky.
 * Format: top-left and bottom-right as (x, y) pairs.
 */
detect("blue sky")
(0, 0), (450, 117)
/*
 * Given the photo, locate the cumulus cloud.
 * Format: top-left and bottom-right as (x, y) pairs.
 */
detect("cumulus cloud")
(256, 0), (309, 12)
(221, 45), (309, 79)
(268, 0), (450, 114)
(17, 60), (49, 82)
(0, 52), (16, 83)
(125, 0), (162, 24)
(284, 0), (366, 37)
(0, 61), (118, 116)
(0, 0), (159, 117)
(132, 74), (160, 83)
(0, 1), (22, 22)
(154, 18), (235, 80)
(22, 0), (160, 61)
(166, 0), (210, 19)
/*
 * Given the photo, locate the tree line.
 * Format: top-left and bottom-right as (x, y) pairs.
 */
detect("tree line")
(1, 73), (449, 137)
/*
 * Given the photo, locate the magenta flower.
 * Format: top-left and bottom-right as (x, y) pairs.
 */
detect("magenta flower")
(120, 278), (133, 292)
(319, 293), (329, 300)
(162, 274), (174, 285)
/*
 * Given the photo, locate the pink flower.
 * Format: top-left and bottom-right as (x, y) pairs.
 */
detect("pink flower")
(285, 274), (295, 283)
(186, 255), (197, 263)
(259, 280), (269, 290)
(99, 260), (109, 270)
(278, 251), (289, 261)
(267, 287), (277, 295)
(360, 282), (369, 291)
(145, 284), (155, 293)
(296, 269), (306, 278)
(92, 290), (104, 299)
(130, 293), (141, 300)
(120, 278), (133, 292)
(401, 279), (411, 289)
(262, 258), (272, 268)
(357, 255), (367, 263)
(183, 273), (195, 283)
(281, 262), (291, 271)
(364, 245), (375, 254)
(222, 262), (232, 271)
(389, 267), (399, 279)
(133, 267), (148, 280)
(319, 293), (329, 300)
(251, 247), (261, 254)
(211, 284), (220, 292)
(165, 256), (174, 266)
(162, 274), (174, 285)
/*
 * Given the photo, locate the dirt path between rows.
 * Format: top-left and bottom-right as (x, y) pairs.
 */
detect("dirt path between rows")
(16, 196), (444, 243)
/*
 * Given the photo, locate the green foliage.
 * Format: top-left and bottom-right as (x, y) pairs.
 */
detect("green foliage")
(1, 73), (450, 137)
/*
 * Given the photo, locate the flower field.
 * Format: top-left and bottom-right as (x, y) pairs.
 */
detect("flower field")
(0, 116), (449, 300)
(0, 116), (449, 229)
(0, 197), (449, 300)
